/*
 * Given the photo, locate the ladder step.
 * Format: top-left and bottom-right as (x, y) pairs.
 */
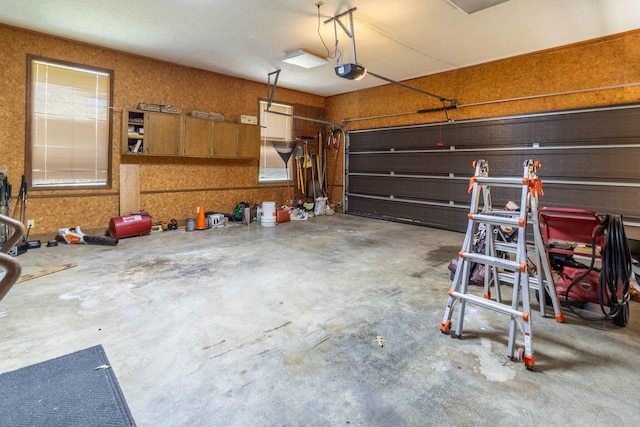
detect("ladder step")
(497, 272), (552, 292)
(470, 213), (524, 228)
(449, 290), (529, 320)
(462, 252), (525, 271)
(497, 271), (528, 287)
(495, 241), (517, 253)
(480, 209), (522, 217)
(475, 176), (527, 187)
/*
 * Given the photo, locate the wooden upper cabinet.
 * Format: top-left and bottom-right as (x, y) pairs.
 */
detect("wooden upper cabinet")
(123, 109), (259, 159)
(237, 123), (260, 159)
(183, 116), (214, 157)
(212, 122), (260, 159)
(212, 121), (239, 158)
(145, 112), (182, 155)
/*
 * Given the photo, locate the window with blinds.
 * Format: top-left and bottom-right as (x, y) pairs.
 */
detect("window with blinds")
(27, 56), (113, 189)
(259, 100), (293, 182)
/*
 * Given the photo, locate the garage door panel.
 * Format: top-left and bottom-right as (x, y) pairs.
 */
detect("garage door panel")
(539, 183), (640, 220)
(348, 176), (471, 203)
(349, 107), (640, 151)
(347, 196), (470, 232)
(346, 105), (640, 232)
(349, 148), (640, 182)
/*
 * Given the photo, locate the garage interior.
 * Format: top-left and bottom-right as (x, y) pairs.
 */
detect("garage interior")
(1, 0), (640, 425)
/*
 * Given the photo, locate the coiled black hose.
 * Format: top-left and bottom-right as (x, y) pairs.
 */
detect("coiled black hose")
(599, 214), (632, 320)
(564, 214), (631, 325)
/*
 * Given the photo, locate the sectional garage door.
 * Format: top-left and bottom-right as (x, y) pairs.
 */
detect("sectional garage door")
(345, 104), (640, 234)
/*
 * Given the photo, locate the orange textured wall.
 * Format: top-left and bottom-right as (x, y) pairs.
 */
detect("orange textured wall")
(0, 24), (324, 238)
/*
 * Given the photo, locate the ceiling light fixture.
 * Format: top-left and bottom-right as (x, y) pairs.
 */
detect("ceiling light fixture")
(446, 0), (510, 14)
(282, 49), (328, 69)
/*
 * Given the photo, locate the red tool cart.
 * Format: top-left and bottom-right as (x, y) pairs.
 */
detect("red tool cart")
(538, 207), (632, 327)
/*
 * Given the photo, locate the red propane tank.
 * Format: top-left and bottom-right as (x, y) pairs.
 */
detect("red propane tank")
(109, 212), (152, 239)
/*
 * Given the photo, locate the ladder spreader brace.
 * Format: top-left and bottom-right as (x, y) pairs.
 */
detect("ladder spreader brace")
(440, 159), (564, 370)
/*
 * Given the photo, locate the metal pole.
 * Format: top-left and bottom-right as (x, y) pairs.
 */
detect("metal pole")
(367, 71), (457, 105)
(265, 108), (342, 128)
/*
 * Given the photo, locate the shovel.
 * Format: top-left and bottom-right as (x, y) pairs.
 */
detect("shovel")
(295, 145), (304, 195)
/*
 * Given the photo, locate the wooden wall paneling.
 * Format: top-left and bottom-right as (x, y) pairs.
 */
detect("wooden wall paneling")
(293, 104), (326, 143)
(0, 24), (324, 235)
(141, 186), (288, 223)
(119, 164), (140, 215)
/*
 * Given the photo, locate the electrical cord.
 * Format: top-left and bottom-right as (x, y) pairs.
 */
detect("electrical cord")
(317, 4), (338, 61)
(564, 214), (631, 325)
(598, 214), (632, 321)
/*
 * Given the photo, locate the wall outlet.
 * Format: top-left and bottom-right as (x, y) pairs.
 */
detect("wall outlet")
(27, 219), (35, 229)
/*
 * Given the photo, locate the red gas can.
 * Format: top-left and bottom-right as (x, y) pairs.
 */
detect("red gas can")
(109, 212), (152, 239)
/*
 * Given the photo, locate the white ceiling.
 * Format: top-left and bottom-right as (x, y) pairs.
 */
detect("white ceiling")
(1, 0), (639, 97)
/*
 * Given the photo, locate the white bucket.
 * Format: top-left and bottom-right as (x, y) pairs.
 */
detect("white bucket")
(314, 197), (328, 216)
(260, 201), (276, 226)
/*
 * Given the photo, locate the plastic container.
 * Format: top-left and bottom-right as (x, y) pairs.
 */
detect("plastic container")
(314, 197), (328, 216)
(276, 207), (290, 223)
(260, 202), (276, 227)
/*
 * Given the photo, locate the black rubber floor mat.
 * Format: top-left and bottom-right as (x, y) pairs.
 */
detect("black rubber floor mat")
(0, 345), (135, 426)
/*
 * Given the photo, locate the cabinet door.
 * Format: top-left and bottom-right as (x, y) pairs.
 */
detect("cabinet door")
(146, 112), (182, 155)
(183, 116), (214, 157)
(237, 124), (260, 159)
(212, 121), (238, 158)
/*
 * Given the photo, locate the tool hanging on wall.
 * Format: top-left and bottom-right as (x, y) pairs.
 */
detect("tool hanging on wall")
(328, 128), (343, 202)
(295, 145), (304, 195)
(302, 139), (313, 169)
(317, 125), (326, 197)
(0, 168), (12, 245)
(310, 151), (317, 201)
(12, 176), (28, 243)
(299, 136), (316, 199)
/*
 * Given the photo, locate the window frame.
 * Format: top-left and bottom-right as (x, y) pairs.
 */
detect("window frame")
(258, 98), (294, 183)
(25, 55), (114, 190)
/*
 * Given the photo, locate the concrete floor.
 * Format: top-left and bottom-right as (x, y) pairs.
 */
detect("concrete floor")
(1, 213), (639, 426)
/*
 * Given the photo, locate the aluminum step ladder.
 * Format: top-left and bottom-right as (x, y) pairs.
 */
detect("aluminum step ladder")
(440, 159), (563, 370)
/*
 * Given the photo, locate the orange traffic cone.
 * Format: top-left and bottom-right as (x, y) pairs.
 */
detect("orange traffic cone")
(195, 205), (207, 230)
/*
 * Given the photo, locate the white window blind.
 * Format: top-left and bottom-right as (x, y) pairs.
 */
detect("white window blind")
(259, 100), (293, 182)
(29, 58), (111, 188)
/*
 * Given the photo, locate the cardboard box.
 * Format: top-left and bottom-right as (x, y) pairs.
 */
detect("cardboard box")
(239, 115), (257, 125)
